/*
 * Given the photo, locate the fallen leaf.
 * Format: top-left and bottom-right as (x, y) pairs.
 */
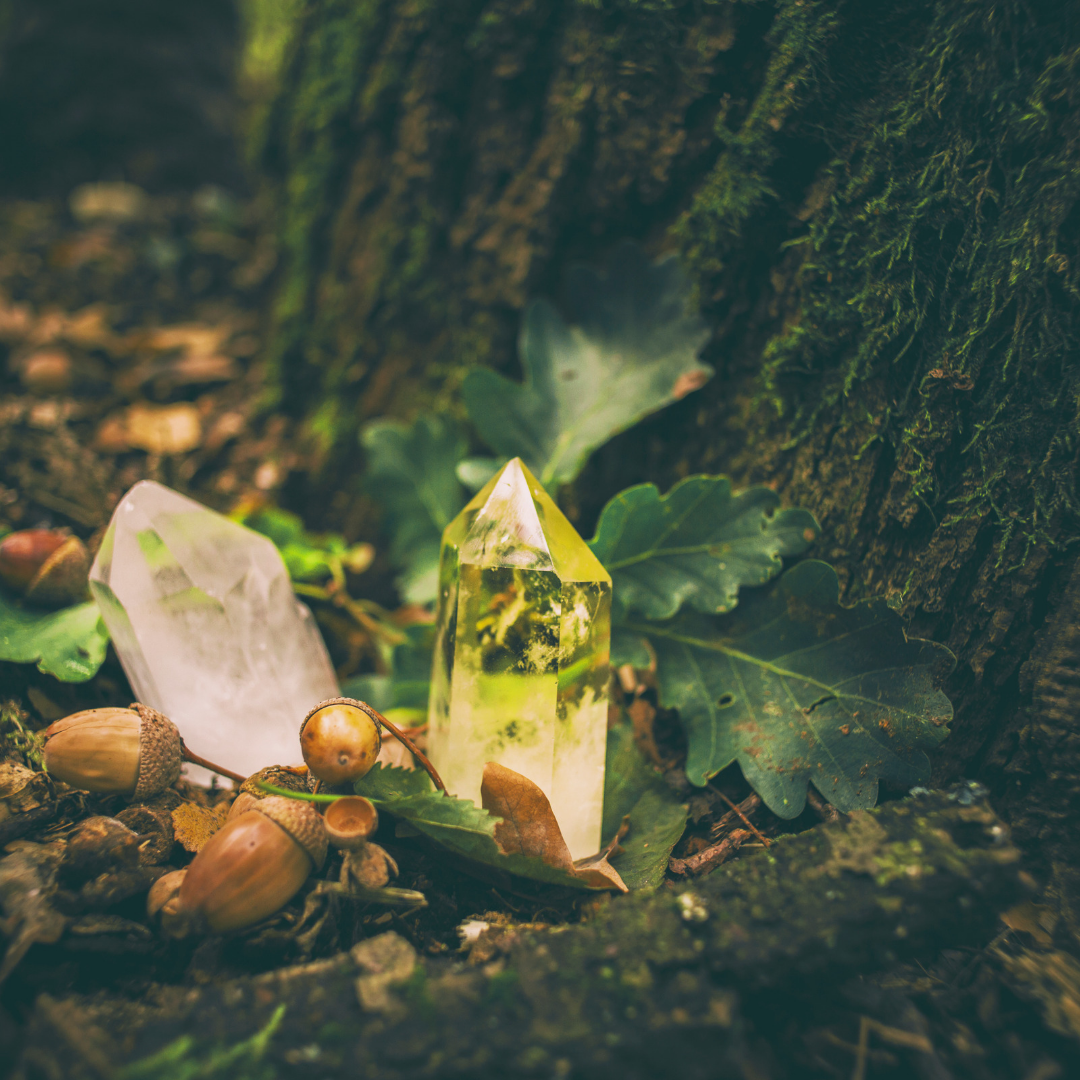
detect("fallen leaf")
(69, 182), (149, 224)
(573, 817), (631, 890)
(355, 763), (618, 890)
(62, 306), (114, 349)
(481, 762), (627, 892)
(0, 295), (33, 339)
(124, 403), (202, 455)
(19, 349), (72, 395)
(1002, 900), (1057, 946)
(136, 323), (231, 357)
(171, 801), (230, 853)
(0, 594), (109, 682)
(461, 241), (711, 488)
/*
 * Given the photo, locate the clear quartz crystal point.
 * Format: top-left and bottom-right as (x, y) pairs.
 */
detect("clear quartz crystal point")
(89, 480), (338, 780)
(428, 458), (611, 859)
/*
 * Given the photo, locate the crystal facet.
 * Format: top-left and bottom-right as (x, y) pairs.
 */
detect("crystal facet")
(428, 458), (611, 858)
(89, 481), (338, 779)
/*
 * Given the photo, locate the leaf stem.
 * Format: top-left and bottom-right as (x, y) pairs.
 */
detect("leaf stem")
(181, 744), (246, 784)
(346, 698), (446, 792)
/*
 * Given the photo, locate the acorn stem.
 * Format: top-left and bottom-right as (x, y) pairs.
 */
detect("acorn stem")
(349, 700), (446, 792)
(181, 743), (246, 784)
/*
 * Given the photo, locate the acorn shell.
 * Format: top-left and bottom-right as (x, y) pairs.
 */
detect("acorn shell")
(24, 535), (91, 607)
(44, 707), (142, 794)
(178, 797), (326, 933)
(0, 530), (67, 592)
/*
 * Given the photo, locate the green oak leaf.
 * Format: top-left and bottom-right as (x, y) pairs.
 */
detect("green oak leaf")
(0, 596), (108, 682)
(241, 505), (370, 582)
(361, 415), (468, 604)
(590, 476), (820, 621)
(602, 720), (687, 890)
(355, 764), (604, 890)
(341, 622), (434, 712)
(629, 560), (953, 818)
(462, 241), (712, 489)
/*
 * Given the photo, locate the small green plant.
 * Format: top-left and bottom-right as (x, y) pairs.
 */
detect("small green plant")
(358, 242), (953, 853)
(118, 1003), (285, 1080)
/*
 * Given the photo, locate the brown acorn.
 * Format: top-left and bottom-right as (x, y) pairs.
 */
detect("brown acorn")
(300, 698), (381, 786)
(323, 796), (378, 851)
(177, 796), (327, 933)
(227, 764), (310, 820)
(43, 703), (182, 799)
(0, 529), (90, 607)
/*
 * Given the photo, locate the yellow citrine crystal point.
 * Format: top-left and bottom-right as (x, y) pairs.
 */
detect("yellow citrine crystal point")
(428, 458), (611, 858)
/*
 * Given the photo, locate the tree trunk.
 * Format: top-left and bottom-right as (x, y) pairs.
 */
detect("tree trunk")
(262, 0), (1080, 896)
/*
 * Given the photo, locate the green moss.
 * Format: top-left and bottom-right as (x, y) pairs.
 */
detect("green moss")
(263, 0), (1080, 558)
(677, 0), (1080, 560)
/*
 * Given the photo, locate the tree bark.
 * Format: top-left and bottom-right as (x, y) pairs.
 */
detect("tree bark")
(262, 0), (1080, 899)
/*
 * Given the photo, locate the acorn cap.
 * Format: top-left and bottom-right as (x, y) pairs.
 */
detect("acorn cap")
(131, 703), (183, 800)
(252, 795), (328, 870)
(298, 696), (380, 737)
(323, 795), (378, 851)
(240, 765), (310, 800)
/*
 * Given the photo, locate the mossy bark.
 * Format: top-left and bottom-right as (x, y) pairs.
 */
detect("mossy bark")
(262, 0), (1080, 890)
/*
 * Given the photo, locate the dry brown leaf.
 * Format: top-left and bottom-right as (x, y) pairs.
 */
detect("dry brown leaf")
(574, 816), (631, 891)
(69, 182), (148, 224)
(136, 323), (231, 357)
(171, 801), (230, 853)
(62, 306), (114, 349)
(19, 349), (73, 395)
(481, 762), (627, 892)
(1002, 900), (1058, 946)
(0, 296), (33, 339)
(123, 403), (202, 455)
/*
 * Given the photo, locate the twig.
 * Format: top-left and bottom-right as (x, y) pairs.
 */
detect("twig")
(710, 792), (762, 837)
(668, 828), (751, 876)
(713, 789), (770, 847)
(181, 744), (246, 784)
(853, 1016), (870, 1080)
(347, 699), (446, 792)
(807, 789), (845, 823)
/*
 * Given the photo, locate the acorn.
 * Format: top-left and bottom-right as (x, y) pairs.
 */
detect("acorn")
(43, 703), (182, 799)
(323, 795), (378, 851)
(300, 698), (381, 786)
(177, 796), (327, 934)
(228, 764), (310, 820)
(0, 529), (91, 607)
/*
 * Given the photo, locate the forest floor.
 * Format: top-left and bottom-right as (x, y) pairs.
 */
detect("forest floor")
(1, 185), (1079, 1079)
